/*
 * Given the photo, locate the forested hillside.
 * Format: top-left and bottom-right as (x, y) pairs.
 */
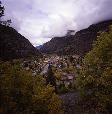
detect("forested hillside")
(40, 20), (112, 56)
(76, 27), (112, 113)
(0, 24), (41, 60)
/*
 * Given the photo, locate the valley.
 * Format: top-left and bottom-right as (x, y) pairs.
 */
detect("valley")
(21, 54), (81, 93)
(11, 54), (82, 114)
(0, 4), (112, 113)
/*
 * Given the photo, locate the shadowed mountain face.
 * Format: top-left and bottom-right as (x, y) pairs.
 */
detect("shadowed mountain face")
(36, 45), (43, 49)
(0, 24), (41, 60)
(40, 20), (112, 56)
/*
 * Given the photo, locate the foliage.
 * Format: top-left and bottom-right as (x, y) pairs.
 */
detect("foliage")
(54, 69), (63, 80)
(46, 65), (56, 88)
(1, 19), (12, 26)
(76, 27), (112, 113)
(0, 1), (12, 26)
(0, 1), (4, 18)
(62, 66), (75, 74)
(0, 61), (63, 114)
(58, 84), (69, 94)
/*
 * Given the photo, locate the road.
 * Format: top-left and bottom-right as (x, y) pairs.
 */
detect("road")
(60, 92), (80, 114)
(41, 63), (50, 75)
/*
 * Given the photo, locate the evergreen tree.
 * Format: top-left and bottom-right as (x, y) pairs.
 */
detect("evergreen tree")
(46, 64), (57, 91)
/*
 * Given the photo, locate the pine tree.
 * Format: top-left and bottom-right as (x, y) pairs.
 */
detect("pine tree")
(46, 64), (57, 91)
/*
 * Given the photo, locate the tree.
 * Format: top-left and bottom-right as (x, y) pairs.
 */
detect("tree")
(2, 19), (12, 26)
(0, 60), (63, 114)
(46, 64), (57, 92)
(0, 1), (4, 18)
(69, 56), (74, 63)
(0, 1), (11, 26)
(76, 27), (112, 113)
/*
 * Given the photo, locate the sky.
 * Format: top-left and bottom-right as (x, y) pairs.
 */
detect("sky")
(1, 0), (112, 46)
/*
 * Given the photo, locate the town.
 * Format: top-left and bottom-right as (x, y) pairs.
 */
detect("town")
(21, 54), (81, 93)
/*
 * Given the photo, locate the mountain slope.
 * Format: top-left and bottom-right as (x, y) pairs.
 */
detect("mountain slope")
(40, 20), (112, 56)
(0, 24), (41, 60)
(36, 45), (43, 49)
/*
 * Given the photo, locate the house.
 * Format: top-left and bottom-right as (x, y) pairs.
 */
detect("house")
(59, 73), (75, 87)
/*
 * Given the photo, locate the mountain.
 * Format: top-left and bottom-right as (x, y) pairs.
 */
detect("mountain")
(36, 45), (43, 49)
(0, 24), (41, 60)
(40, 20), (112, 56)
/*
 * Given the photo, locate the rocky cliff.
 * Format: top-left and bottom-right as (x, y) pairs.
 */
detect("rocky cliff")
(0, 24), (41, 60)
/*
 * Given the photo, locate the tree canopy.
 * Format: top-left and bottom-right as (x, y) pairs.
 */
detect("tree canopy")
(0, 1), (12, 26)
(0, 60), (63, 114)
(0, 1), (4, 18)
(76, 27), (112, 113)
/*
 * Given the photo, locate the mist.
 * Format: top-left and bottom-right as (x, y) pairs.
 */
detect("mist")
(1, 0), (112, 46)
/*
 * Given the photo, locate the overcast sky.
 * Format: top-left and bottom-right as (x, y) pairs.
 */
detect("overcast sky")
(1, 0), (112, 46)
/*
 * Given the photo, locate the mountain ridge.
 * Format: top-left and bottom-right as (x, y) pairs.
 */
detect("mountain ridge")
(40, 20), (112, 56)
(0, 24), (41, 60)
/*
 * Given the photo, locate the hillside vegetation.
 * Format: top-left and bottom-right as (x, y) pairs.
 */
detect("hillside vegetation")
(76, 27), (112, 113)
(40, 20), (112, 56)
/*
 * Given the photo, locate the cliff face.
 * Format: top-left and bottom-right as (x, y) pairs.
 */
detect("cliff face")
(0, 24), (41, 60)
(40, 20), (112, 56)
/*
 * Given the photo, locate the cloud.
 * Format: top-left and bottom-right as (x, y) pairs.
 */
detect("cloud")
(1, 0), (112, 46)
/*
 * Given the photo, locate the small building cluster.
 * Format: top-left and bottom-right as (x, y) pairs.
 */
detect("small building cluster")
(21, 55), (81, 91)
(57, 73), (75, 88)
